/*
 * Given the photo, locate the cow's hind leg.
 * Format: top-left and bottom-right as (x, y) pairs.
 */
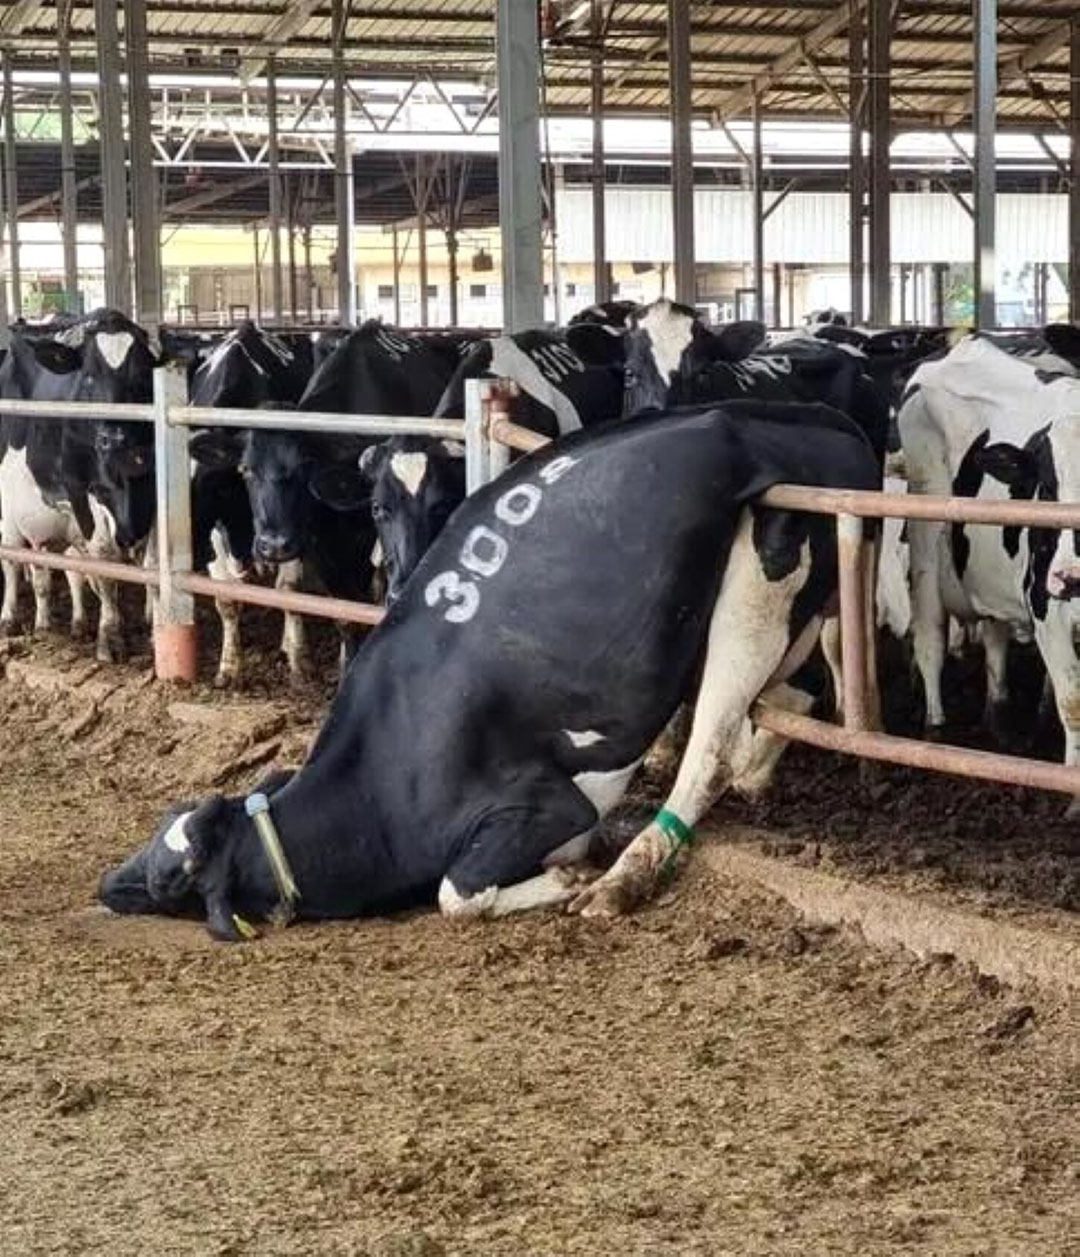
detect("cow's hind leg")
(982, 618), (1012, 741)
(572, 514), (814, 919)
(66, 562), (89, 640)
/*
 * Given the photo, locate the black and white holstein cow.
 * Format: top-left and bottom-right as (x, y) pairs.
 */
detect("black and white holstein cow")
(189, 322), (459, 675)
(99, 400), (879, 935)
(186, 322), (312, 684)
(0, 311), (157, 661)
(901, 334), (1080, 795)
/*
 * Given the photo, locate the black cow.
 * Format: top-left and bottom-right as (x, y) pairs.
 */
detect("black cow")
(99, 399), (880, 936)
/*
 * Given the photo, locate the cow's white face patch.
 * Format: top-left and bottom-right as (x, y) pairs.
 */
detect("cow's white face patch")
(564, 728), (606, 748)
(389, 452), (429, 497)
(96, 330), (135, 371)
(638, 302), (695, 383)
(162, 811), (193, 853)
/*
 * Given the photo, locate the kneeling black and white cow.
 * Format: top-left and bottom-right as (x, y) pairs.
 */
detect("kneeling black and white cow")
(99, 400), (878, 936)
(901, 334), (1080, 791)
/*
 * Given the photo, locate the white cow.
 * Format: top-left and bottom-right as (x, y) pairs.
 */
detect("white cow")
(900, 335), (1080, 785)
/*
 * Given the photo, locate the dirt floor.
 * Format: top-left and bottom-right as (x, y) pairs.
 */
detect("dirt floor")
(0, 612), (1078, 1256)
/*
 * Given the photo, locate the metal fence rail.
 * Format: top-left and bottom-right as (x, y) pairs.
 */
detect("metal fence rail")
(488, 407), (1080, 798)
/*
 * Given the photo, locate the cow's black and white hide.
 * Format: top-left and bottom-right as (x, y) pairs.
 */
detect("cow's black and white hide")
(434, 328), (625, 440)
(308, 434), (467, 607)
(190, 401), (377, 678)
(0, 310), (158, 661)
(900, 335), (1080, 797)
(99, 399), (880, 937)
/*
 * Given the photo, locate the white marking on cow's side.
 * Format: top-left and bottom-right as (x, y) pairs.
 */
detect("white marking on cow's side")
(637, 300), (696, 384)
(564, 728), (606, 748)
(389, 451), (428, 497)
(162, 811), (193, 853)
(95, 330), (135, 371)
(572, 760), (641, 818)
(728, 356), (794, 390)
(489, 336), (584, 434)
(57, 322), (87, 348)
(438, 871), (582, 919)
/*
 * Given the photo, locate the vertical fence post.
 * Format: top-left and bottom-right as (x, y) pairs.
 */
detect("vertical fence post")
(837, 512), (868, 732)
(465, 377), (492, 494)
(153, 363), (197, 681)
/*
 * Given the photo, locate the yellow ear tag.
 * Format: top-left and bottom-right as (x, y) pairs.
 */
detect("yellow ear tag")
(232, 914), (259, 941)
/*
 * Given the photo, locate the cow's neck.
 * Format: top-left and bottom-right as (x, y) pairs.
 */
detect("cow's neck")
(233, 763), (387, 921)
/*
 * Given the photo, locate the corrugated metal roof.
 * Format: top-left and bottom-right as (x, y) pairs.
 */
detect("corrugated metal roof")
(0, 0), (1075, 128)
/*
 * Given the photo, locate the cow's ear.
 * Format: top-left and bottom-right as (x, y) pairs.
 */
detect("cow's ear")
(358, 443), (385, 479)
(308, 463), (369, 512)
(189, 429), (243, 469)
(183, 795), (249, 943)
(28, 338), (82, 376)
(711, 320), (767, 362)
(974, 442), (1038, 494)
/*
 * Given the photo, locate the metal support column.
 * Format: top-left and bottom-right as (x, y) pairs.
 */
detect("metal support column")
(849, 2), (866, 324)
(126, 0), (161, 331)
(416, 154), (430, 327)
(867, 0), (891, 325)
(392, 224), (402, 325)
(751, 93), (764, 321)
(58, 1), (79, 313)
(447, 226), (460, 326)
(2, 52), (22, 319)
(287, 180), (298, 320)
(94, 0), (130, 312)
(669, 0), (694, 305)
(590, 0), (609, 305)
(973, 0), (997, 328)
(153, 363), (196, 682)
(496, 0), (544, 331)
(267, 56), (285, 323)
(252, 224), (262, 319)
(1069, 17), (1080, 321)
(332, 0), (356, 325)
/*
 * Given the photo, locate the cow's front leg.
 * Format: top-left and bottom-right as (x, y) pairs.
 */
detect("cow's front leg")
(66, 562), (89, 640)
(0, 557), (21, 636)
(215, 596), (243, 687)
(572, 513), (813, 919)
(93, 579), (125, 663)
(275, 561), (311, 681)
(29, 563), (53, 633)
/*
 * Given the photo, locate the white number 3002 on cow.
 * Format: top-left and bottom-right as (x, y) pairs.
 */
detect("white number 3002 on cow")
(424, 455), (579, 624)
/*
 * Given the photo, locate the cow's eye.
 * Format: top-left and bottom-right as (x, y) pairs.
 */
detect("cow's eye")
(372, 504), (389, 522)
(624, 368), (637, 386)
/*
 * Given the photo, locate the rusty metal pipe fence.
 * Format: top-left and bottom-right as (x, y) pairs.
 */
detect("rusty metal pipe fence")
(0, 367), (503, 677)
(485, 405), (1080, 799)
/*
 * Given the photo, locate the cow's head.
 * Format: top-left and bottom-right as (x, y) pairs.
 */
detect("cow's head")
(622, 298), (766, 413)
(91, 423), (156, 550)
(308, 435), (465, 604)
(189, 406), (322, 566)
(99, 772), (295, 941)
(976, 422), (1080, 602)
(74, 309), (157, 405)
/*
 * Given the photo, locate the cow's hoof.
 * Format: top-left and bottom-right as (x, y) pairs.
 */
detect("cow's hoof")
(214, 671), (241, 691)
(569, 875), (636, 919)
(0, 619), (18, 639)
(96, 633), (126, 665)
(924, 725), (947, 744)
(70, 619), (91, 643)
(552, 864), (603, 890)
(1064, 797), (1080, 821)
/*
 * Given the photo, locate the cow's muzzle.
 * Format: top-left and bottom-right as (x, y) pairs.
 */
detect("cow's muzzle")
(254, 533), (299, 564)
(1049, 572), (1080, 601)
